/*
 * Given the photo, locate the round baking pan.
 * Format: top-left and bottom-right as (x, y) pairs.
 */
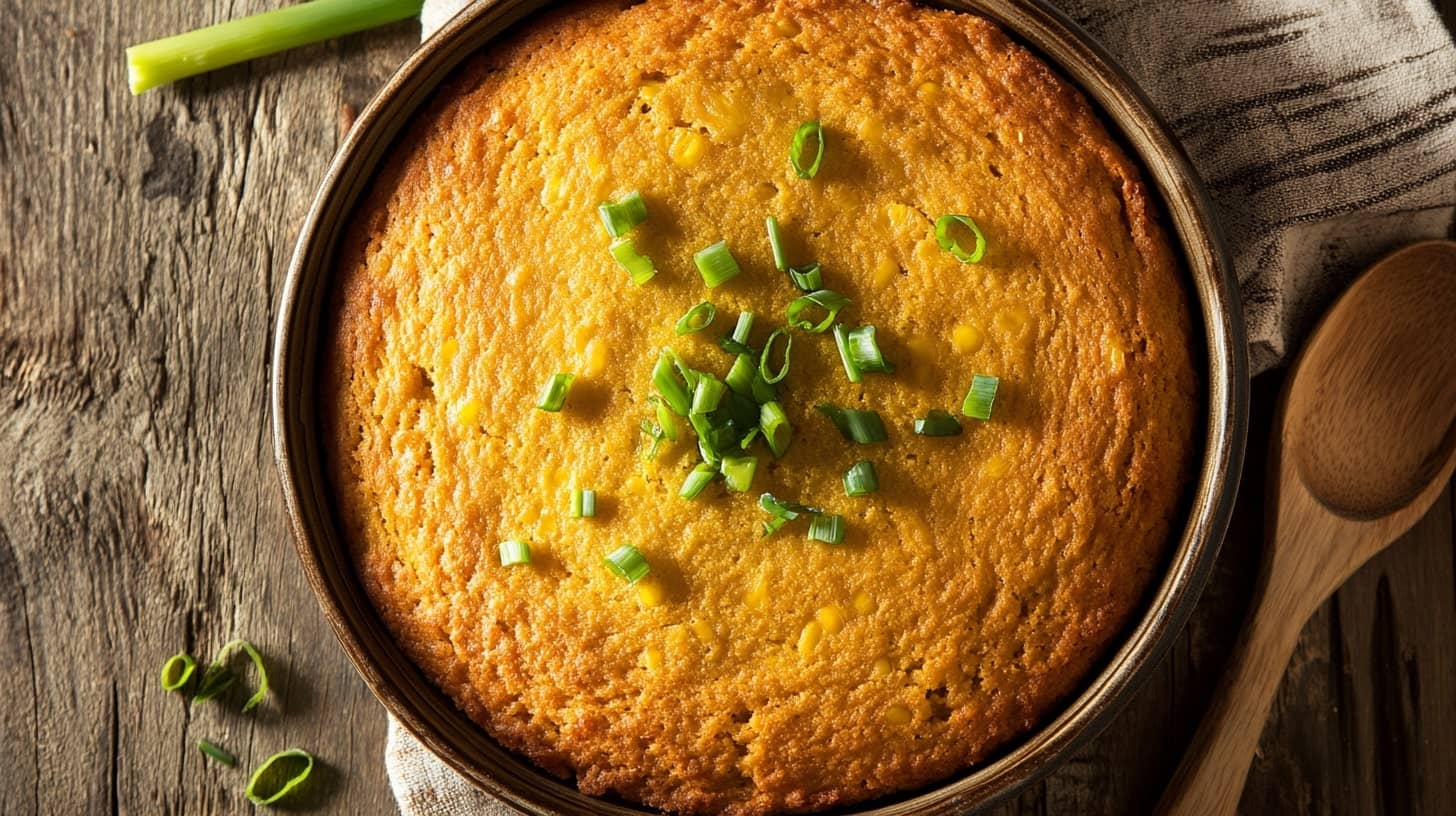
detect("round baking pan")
(272, 0), (1249, 812)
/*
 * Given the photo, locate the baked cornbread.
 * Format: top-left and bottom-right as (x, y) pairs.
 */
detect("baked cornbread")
(323, 0), (1198, 812)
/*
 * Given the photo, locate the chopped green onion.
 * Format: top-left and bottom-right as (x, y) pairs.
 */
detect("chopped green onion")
(653, 351), (691, 416)
(610, 237), (657, 285)
(750, 370), (778, 405)
(759, 328), (793, 384)
(640, 419), (667, 459)
(760, 402), (792, 458)
(759, 492), (822, 536)
(160, 653), (196, 692)
(786, 289), (850, 333)
(572, 487), (598, 518)
(789, 120), (825, 179)
(726, 354), (758, 397)
(674, 301), (717, 335)
(603, 544), (652, 584)
(195, 639), (269, 712)
(125, 0), (424, 95)
(720, 456), (758, 492)
(832, 323), (863, 384)
(245, 749), (314, 806)
(739, 427), (761, 449)
(499, 540), (532, 566)
(914, 409), (963, 436)
(766, 216), (789, 271)
(598, 191), (648, 238)
(536, 373), (575, 412)
(817, 403), (888, 443)
(847, 325), (894, 373)
(694, 240), (741, 288)
(843, 460), (879, 496)
(808, 513), (847, 545)
(718, 335), (755, 356)
(962, 374), (1000, 420)
(934, 214), (987, 264)
(787, 263), (823, 292)
(691, 374), (726, 414)
(732, 312), (755, 345)
(198, 739), (237, 767)
(680, 463), (718, 499)
(652, 397), (680, 441)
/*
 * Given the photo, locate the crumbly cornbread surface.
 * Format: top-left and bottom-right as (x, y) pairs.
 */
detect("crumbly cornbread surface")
(323, 0), (1198, 812)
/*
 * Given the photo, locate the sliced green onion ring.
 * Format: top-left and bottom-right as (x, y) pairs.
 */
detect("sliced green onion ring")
(652, 397), (680, 441)
(680, 463), (718, 499)
(758, 492), (823, 536)
(571, 488), (596, 519)
(789, 120), (825, 179)
(691, 374), (727, 414)
(817, 403), (888, 443)
(694, 240), (741, 288)
(759, 328), (793, 384)
(766, 215), (789, 271)
(786, 289), (850, 333)
(245, 749), (314, 806)
(499, 540), (532, 566)
(787, 263), (823, 292)
(536, 372), (575, 412)
(160, 653), (196, 692)
(847, 325), (894, 374)
(720, 456), (758, 492)
(832, 324), (863, 384)
(195, 639), (269, 712)
(674, 301), (717, 335)
(962, 374), (1000, 420)
(604, 544), (652, 584)
(732, 312), (755, 345)
(652, 351), (691, 416)
(808, 513), (847, 545)
(598, 191), (648, 238)
(914, 409), (963, 436)
(726, 354), (758, 397)
(198, 739), (237, 767)
(843, 460), (879, 496)
(610, 236), (658, 285)
(934, 214), (987, 264)
(760, 401), (792, 458)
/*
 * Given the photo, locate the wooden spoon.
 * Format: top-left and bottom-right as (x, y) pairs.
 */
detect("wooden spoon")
(1158, 240), (1456, 816)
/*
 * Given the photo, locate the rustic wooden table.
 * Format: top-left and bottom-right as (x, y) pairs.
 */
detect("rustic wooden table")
(2, 2), (1453, 814)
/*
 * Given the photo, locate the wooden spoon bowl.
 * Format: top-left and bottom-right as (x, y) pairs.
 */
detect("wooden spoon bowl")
(1159, 240), (1456, 816)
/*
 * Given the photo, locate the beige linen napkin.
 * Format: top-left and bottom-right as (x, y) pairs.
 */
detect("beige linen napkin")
(388, 0), (1456, 812)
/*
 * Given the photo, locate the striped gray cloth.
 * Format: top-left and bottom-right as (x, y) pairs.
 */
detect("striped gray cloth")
(388, 0), (1456, 813)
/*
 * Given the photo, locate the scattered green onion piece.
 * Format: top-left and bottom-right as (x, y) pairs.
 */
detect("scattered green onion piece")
(653, 352), (691, 416)
(750, 371), (777, 405)
(610, 237), (657, 285)
(718, 335), (755, 356)
(914, 409), (963, 436)
(536, 373), (575, 412)
(571, 488), (597, 518)
(787, 289), (850, 333)
(760, 402), (792, 458)
(603, 544), (652, 584)
(732, 312), (755, 345)
(962, 374), (1000, 420)
(832, 324), (863, 383)
(787, 263), (823, 292)
(843, 460), (879, 496)
(726, 354), (758, 397)
(195, 639), (269, 712)
(125, 0), (424, 95)
(808, 513), (847, 545)
(198, 739), (237, 767)
(847, 325), (894, 374)
(160, 653), (196, 692)
(598, 191), (648, 238)
(816, 403), (888, 444)
(759, 492), (819, 536)
(691, 374), (727, 414)
(680, 463), (718, 500)
(739, 427), (761, 449)
(720, 456), (758, 492)
(674, 301), (717, 335)
(789, 120), (825, 179)
(759, 328), (793, 384)
(934, 214), (987, 264)
(694, 240), (741, 288)
(766, 216), (789, 271)
(499, 540), (532, 566)
(652, 397), (680, 441)
(640, 419), (667, 460)
(245, 749), (314, 806)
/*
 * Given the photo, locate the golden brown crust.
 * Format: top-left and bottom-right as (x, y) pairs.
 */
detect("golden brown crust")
(321, 1), (1198, 813)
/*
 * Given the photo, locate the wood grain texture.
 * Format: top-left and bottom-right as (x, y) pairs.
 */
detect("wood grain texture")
(1, 1), (1452, 814)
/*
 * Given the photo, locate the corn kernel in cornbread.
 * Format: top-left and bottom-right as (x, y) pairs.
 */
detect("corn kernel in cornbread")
(323, 0), (1197, 813)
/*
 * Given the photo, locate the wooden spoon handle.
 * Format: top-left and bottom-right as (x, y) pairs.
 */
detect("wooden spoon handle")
(1155, 575), (1312, 816)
